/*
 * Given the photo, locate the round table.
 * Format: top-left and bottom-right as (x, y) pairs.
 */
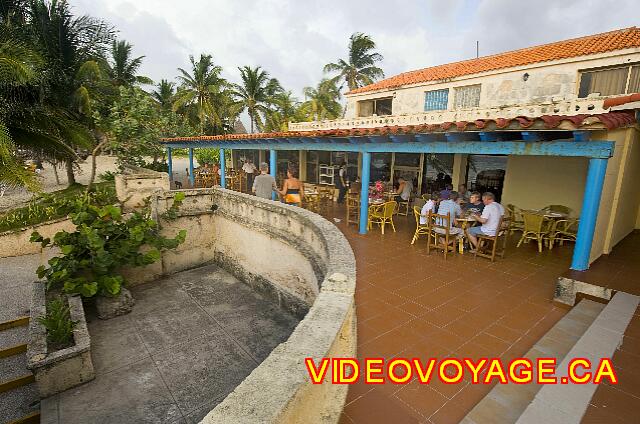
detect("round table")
(455, 217), (477, 254)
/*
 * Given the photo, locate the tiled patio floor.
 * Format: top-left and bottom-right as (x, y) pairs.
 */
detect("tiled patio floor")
(321, 205), (572, 423)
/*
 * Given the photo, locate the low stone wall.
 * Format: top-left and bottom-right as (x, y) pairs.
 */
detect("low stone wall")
(0, 218), (75, 258)
(115, 165), (169, 212)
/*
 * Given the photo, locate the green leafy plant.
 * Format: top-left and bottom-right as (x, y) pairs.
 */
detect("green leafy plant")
(37, 298), (76, 349)
(31, 202), (186, 298)
(161, 192), (186, 220)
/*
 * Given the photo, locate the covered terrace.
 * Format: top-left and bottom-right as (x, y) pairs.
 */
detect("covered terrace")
(160, 111), (637, 272)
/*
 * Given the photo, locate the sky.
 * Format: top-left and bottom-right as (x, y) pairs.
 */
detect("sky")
(73, 0), (639, 111)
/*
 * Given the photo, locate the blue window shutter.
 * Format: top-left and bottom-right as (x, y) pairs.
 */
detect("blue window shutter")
(424, 89), (449, 111)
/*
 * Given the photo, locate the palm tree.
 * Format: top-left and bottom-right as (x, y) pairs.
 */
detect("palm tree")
(324, 32), (384, 91)
(233, 65), (282, 133)
(263, 91), (300, 132)
(300, 79), (342, 121)
(108, 39), (150, 86)
(173, 54), (227, 134)
(152, 79), (175, 110)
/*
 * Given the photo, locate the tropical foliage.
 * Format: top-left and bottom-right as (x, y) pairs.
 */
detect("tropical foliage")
(32, 193), (187, 298)
(324, 32), (384, 91)
(38, 297), (76, 349)
(1, 0), (384, 191)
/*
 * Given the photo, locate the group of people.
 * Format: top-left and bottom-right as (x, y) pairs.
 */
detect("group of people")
(250, 162), (304, 206)
(420, 186), (505, 252)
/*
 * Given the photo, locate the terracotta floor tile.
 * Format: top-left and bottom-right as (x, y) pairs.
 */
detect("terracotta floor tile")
(422, 306), (467, 328)
(588, 384), (640, 422)
(343, 388), (420, 423)
(394, 382), (449, 419)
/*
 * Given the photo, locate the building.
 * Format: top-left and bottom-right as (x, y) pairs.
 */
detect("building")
(162, 27), (640, 273)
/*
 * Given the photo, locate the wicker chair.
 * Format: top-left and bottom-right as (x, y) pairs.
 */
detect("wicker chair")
(506, 204), (524, 235)
(346, 193), (360, 226)
(517, 212), (550, 252)
(411, 206), (429, 245)
(368, 201), (397, 234)
(549, 218), (579, 249)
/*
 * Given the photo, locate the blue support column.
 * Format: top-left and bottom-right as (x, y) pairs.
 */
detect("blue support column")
(188, 148), (195, 187)
(270, 150), (277, 200)
(219, 148), (226, 188)
(571, 158), (608, 271)
(167, 147), (173, 183)
(359, 151), (371, 234)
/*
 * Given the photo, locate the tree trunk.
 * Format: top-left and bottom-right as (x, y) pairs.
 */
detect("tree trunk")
(86, 140), (109, 193)
(66, 160), (76, 186)
(52, 162), (60, 185)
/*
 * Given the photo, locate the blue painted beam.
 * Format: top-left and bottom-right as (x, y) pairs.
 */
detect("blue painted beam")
(572, 131), (591, 142)
(270, 150), (277, 200)
(188, 148), (195, 186)
(161, 139), (615, 159)
(359, 151), (371, 234)
(167, 147), (173, 183)
(571, 158), (608, 271)
(479, 132), (498, 142)
(521, 131), (542, 141)
(219, 148), (226, 188)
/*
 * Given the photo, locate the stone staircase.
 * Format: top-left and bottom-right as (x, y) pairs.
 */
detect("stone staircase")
(0, 317), (40, 424)
(463, 292), (639, 424)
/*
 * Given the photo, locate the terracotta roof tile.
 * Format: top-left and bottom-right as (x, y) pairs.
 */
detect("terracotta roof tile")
(349, 27), (640, 95)
(160, 111), (635, 144)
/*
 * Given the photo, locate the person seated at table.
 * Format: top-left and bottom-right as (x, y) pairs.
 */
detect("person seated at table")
(420, 192), (439, 225)
(435, 191), (462, 235)
(439, 183), (453, 200)
(458, 184), (471, 202)
(394, 176), (413, 204)
(279, 166), (304, 206)
(463, 191), (484, 215)
(466, 192), (505, 251)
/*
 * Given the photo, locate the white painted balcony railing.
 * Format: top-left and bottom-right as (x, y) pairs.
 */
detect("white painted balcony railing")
(288, 98), (610, 132)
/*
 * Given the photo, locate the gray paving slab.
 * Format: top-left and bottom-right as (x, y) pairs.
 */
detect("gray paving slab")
(87, 314), (148, 375)
(0, 382), (39, 423)
(46, 262), (300, 423)
(152, 331), (255, 414)
(55, 357), (182, 424)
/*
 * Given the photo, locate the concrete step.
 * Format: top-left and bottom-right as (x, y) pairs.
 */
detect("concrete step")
(0, 382), (40, 423)
(462, 299), (606, 424)
(516, 292), (639, 424)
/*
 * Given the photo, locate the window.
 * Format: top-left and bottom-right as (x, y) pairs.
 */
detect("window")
(454, 84), (481, 109)
(424, 89), (449, 111)
(357, 97), (393, 117)
(578, 64), (640, 97)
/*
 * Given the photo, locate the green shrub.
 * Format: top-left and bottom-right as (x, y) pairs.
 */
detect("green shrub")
(31, 194), (186, 298)
(37, 298), (76, 348)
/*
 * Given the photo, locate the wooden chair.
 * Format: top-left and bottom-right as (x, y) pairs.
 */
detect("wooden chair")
(411, 206), (429, 245)
(474, 215), (510, 262)
(346, 193), (360, 226)
(303, 194), (319, 213)
(194, 173), (206, 188)
(396, 193), (412, 216)
(368, 201), (397, 234)
(549, 218), (579, 249)
(426, 211), (460, 260)
(517, 212), (549, 252)
(318, 185), (334, 213)
(506, 204), (524, 235)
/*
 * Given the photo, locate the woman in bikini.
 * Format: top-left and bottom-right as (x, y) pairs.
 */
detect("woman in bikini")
(279, 166), (304, 206)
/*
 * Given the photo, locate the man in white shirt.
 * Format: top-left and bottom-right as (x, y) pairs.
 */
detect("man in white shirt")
(242, 158), (257, 191)
(419, 192), (439, 225)
(467, 192), (505, 251)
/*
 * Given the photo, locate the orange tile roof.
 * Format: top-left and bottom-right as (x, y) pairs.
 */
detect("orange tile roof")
(349, 27), (640, 95)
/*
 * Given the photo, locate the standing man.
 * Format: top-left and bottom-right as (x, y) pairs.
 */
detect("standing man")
(252, 162), (277, 200)
(336, 162), (348, 204)
(242, 158), (257, 193)
(466, 192), (505, 251)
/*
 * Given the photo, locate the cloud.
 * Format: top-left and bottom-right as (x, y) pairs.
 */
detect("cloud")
(72, 0), (637, 102)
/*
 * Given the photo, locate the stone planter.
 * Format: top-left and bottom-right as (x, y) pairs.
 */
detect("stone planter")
(27, 282), (95, 398)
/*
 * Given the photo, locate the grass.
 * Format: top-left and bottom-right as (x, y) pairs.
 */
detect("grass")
(0, 181), (117, 233)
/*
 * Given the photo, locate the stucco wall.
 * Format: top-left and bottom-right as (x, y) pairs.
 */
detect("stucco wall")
(0, 218), (75, 258)
(342, 48), (640, 118)
(501, 156), (589, 215)
(115, 165), (169, 211)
